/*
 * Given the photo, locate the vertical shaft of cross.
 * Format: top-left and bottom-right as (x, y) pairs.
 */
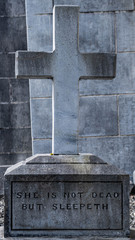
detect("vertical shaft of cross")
(53, 6), (79, 52)
(52, 6), (79, 155)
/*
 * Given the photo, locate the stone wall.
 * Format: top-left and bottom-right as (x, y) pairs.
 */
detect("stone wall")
(0, 0), (135, 194)
(0, 0), (32, 195)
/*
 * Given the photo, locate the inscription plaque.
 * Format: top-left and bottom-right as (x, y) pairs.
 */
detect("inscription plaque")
(12, 181), (122, 230)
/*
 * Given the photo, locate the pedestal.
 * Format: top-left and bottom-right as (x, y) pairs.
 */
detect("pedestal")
(4, 154), (129, 238)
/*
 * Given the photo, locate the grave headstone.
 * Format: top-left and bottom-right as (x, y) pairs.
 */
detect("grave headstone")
(4, 5), (130, 239)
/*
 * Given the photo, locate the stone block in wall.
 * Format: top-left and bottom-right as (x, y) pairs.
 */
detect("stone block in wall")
(0, 129), (31, 153)
(79, 13), (115, 53)
(0, 0), (25, 17)
(0, 153), (31, 165)
(0, 80), (9, 102)
(10, 103), (30, 128)
(0, 104), (10, 128)
(10, 79), (29, 102)
(30, 79), (52, 98)
(0, 53), (14, 77)
(79, 96), (118, 137)
(117, 12), (135, 52)
(30, 99), (52, 138)
(79, 136), (135, 179)
(33, 139), (52, 154)
(0, 16), (26, 52)
(26, 0), (53, 15)
(54, 0), (134, 12)
(80, 53), (135, 96)
(0, 103), (30, 128)
(119, 95), (135, 135)
(27, 14), (53, 51)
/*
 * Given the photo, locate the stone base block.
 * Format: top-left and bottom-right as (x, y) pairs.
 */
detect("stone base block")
(0, 227), (133, 240)
(4, 154), (129, 238)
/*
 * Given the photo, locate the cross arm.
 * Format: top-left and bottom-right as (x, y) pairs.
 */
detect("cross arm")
(79, 53), (116, 79)
(15, 51), (54, 79)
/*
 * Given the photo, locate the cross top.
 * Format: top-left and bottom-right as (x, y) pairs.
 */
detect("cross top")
(54, 6), (79, 54)
(16, 6), (116, 155)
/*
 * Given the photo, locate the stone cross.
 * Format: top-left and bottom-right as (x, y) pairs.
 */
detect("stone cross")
(15, 6), (116, 155)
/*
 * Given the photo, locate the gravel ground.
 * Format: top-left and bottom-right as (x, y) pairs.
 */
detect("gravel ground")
(130, 195), (135, 229)
(0, 195), (135, 228)
(0, 197), (4, 227)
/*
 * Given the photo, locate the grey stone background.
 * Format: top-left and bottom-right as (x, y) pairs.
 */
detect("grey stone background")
(0, 0), (135, 194)
(0, 0), (32, 195)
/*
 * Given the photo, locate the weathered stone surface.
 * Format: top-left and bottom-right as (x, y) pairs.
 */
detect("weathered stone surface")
(79, 13), (115, 53)
(0, 104), (10, 128)
(26, 14), (53, 52)
(54, 0), (134, 12)
(26, 0), (53, 52)
(30, 79), (52, 98)
(31, 99), (52, 139)
(0, 0), (25, 17)
(10, 79), (29, 102)
(16, 51), (116, 79)
(119, 95), (135, 135)
(0, 80), (9, 102)
(33, 139), (52, 154)
(4, 154), (129, 237)
(0, 129), (31, 153)
(0, 226), (131, 240)
(0, 0), (31, 196)
(0, 16), (26, 52)
(0, 153), (31, 165)
(117, 12), (135, 52)
(0, 103), (30, 128)
(0, 154), (31, 196)
(10, 103), (30, 128)
(16, 6), (116, 154)
(26, 11), (115, 53)
(12, 182), (122, 230)
(80, 53), (135, 96)
(79, 96), (118, 137)
(0, 53), (14, 77)
(79, 136), (135, 178)
(26, 154), (107, 164)
(26, 0), (53, 15)
(27, 10), (115, 54)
